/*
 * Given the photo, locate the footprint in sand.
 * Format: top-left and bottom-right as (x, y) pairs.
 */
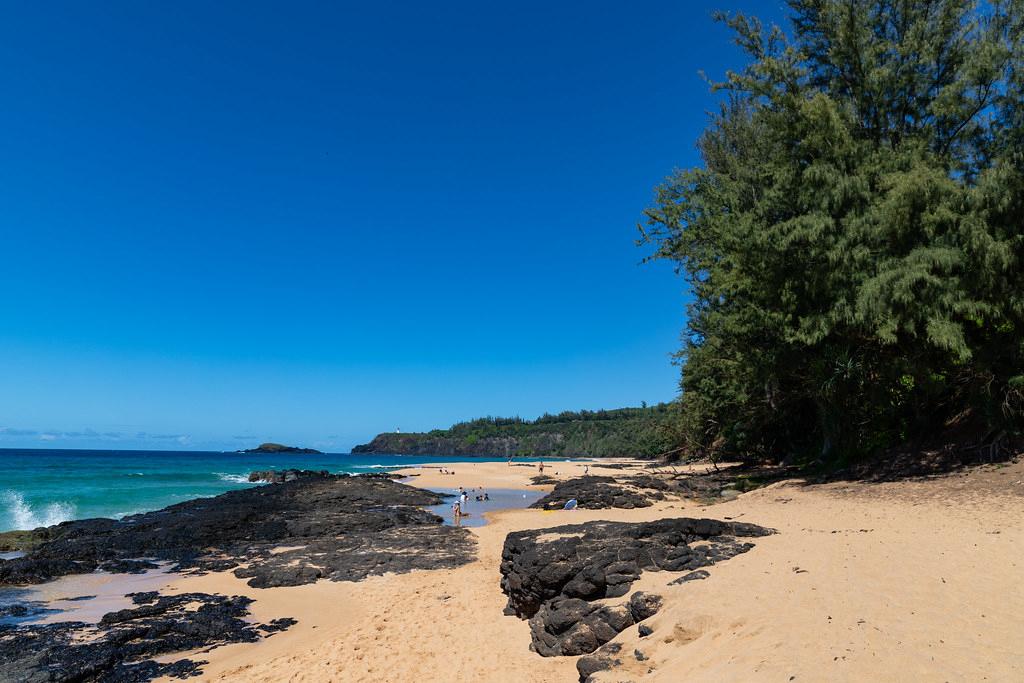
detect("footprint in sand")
(667, 615), (718, 645)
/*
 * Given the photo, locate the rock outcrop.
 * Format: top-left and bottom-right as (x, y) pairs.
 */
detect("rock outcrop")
(576, 642), (623, 682)
(529, 476), (666, 510)
(0, 475), (474, 588)
(500, 518), (773, 657)
(247, 469), (329, 483)
(238, 442), (322, 454)
(0, 591), (294, 682)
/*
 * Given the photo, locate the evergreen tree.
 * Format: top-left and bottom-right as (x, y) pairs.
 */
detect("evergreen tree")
(641, 0), (1024, 462)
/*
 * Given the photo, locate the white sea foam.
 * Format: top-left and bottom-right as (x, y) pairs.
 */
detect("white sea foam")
(2, 490), (76, 530)
(215, 473), (251, 484)
(353, 464), (408, 470)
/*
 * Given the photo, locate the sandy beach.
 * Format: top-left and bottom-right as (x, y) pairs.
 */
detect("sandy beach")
(146, 457), (1024, 682)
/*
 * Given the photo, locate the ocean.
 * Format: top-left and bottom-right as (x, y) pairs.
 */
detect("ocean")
(0, 448), (535, 532)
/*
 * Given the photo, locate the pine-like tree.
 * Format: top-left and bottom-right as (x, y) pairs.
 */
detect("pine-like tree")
(641, 0), (1024, 462)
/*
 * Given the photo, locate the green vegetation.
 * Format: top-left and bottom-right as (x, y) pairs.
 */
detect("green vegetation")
(640, 1), (1024, 464)
(239, 443), (323, 454)
(0, 524), (75, 550)
(352, 404), (679, 458)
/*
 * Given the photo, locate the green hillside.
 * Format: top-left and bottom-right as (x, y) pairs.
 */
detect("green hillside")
(352, 404), (677, 458)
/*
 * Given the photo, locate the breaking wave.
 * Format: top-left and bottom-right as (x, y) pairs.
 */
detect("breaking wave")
(215, 473), (251, 484)
(1, 490), (76, 530)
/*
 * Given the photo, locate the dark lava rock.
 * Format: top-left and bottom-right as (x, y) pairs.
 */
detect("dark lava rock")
(638, 623), (653, 637)
(248, 469), (330, 483)
(628, 591), (662, 621)
(530, 474), (558, 485)
(0, 603), (31, 618)
(668, 569), (711, 585)
(624, 474), (675, 491)
(502, 518), (771, 618)
(501, 517), (772, 656)
(529, 597), (635, 656)
(529, 476), (665, 510)
(354, 472), (406, 480)
(0, 475), (475, 589)
(0, 592), (295, 682)
(98, 559), (159, 574)
(527, 592), (664, 657)
(576, 642), (623, 682)
(634, 648), (647, 661)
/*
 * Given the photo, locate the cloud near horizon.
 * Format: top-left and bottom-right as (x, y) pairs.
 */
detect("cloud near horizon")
(0, 427), (39, 436)
(1, 426), (193, 446)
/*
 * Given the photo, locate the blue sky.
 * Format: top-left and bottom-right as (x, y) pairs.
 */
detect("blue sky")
(0, 1), (786, 451)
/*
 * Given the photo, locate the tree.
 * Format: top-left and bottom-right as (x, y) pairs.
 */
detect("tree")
(641, 0), (1024, 463)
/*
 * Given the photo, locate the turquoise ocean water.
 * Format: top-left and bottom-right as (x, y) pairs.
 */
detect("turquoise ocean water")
(0, 449), (537, 532)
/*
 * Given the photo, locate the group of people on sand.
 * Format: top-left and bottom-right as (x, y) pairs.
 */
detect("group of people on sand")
(438, 467), (456, 475)
(451, 485), (489, 521)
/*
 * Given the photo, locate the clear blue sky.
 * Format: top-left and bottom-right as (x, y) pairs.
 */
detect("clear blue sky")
(0, 1), (786, 451)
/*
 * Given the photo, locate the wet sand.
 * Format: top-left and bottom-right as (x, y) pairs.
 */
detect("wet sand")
(0, 562), (177, 627)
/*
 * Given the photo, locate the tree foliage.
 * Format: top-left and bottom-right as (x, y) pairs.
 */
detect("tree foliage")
(641, 0), (1024, 463)
(353, 404), (680, 458)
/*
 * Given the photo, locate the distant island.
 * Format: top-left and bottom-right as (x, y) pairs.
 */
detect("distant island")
(352, 404), (676, 458)
(238, 442), (323, 454)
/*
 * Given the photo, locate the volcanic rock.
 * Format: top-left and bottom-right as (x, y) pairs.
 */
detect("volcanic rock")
(529, 476), (665, 510)
(500, 517), (772, 656)
(0, 475), (475, 588)
(0, 592), (294, 682)
(247, 469), (330, 483)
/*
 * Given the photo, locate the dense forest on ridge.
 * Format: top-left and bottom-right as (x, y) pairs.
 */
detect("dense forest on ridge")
(352, 404), (678, 458)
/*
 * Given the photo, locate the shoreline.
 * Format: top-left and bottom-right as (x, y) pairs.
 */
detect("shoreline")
(2, 457), (1021, 681)
(153, 458), (646, 682)
(156, 457), (1023, 682)
(0, 451), (583, 537)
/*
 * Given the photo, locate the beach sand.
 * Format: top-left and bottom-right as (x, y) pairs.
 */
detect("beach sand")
(156, 458), (1024, 682)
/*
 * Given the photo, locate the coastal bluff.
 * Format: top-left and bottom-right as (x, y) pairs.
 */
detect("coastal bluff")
(353, 404), (677, 458)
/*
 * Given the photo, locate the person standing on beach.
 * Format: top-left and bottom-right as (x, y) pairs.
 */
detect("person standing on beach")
(452, 500), (462, 524)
